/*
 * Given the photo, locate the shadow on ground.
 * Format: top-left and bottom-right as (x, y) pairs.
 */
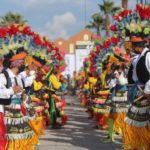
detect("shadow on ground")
(37, 95), (122, 150)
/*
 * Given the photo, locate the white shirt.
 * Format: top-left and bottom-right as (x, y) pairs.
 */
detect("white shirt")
(118, 72), (128, 85)
(0, 69), (24, 112)
(113, 70), (128, 86)
(132, 55), (139, 82)
(19, 70), (35, 88)
(109, 78), (117, 89)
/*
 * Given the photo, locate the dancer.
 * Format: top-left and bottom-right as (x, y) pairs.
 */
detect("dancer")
(1, 48), (38, 150)
(123, 37), (150, 150)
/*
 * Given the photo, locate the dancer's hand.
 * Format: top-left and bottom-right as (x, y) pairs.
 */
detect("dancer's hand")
(144, 93), (150, 101)
(13, 85), (23, 94)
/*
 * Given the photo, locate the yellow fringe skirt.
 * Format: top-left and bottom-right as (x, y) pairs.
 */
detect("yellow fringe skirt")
(113, 113), (126, 134)
(29, 116), (45, 137)
(7, 134), (38, 150)
(122, 123), (150, 150)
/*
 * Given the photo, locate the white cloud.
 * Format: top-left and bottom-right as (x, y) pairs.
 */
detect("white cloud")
(39, 12), (77, 40)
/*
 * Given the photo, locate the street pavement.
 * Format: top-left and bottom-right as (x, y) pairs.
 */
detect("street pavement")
(37, 95), (122, 150)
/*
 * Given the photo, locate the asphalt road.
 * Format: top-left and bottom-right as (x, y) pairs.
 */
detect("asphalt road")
(37, 95), (122, 150)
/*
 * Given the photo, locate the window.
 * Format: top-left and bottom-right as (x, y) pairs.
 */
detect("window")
(84, 34), (89, 41)
(58, 41), (62, 45)
(69, 44), (74, 53)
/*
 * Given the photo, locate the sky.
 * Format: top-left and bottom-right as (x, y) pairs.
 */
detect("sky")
(0, 0), (137, 40)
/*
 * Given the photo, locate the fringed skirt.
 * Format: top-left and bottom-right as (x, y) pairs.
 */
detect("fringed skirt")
(29, 116), (44, 137)
(26, 96), (46, 137)
(123, 97), (150, 150)
(93, 104), (111, 127)
(110, 105), (128, 134)
(109, 90), (129, 134)
(4, 100), (38, 150)
(113, 112), (127, 135)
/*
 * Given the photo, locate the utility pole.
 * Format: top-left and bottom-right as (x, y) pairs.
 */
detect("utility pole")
(140, 0), (143, 4)
(145, 0), (148, 4)
(121, 0), (128, 9)
(84, 0), (87, 27)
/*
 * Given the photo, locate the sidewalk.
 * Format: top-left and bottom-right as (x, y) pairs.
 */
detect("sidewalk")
(37, 95), (122, 150)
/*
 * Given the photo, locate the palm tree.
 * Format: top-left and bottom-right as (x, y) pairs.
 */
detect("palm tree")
(99, 0), (120, 37)
(122, 0), (128, 9)
(85, 13), (104, 37)
(0, 12), (27, 27)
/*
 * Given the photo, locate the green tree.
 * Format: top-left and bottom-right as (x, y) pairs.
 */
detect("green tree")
(99, 0), (120, 37)
(85, 13), (104, 37)
(0, 12), (27, 27)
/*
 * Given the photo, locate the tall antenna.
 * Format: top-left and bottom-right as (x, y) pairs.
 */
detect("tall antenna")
(84, 0), (87, 27)
(140, 0), (143, 4)
(145, 0), (148, 4)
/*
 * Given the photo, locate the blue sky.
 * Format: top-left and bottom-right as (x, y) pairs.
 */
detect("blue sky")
(0, 0), (137, 40)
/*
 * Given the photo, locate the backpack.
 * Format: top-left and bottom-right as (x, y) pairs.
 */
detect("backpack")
(0, 70), (12, 105)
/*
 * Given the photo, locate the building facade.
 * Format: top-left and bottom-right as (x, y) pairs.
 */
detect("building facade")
(54, 29), (94, 76)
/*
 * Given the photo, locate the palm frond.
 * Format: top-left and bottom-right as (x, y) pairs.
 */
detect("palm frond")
(85, 24), (95, 29)
(98, 0), (115, 14)
(112, 6), (120, 15)
(0, 12), (27, 27)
